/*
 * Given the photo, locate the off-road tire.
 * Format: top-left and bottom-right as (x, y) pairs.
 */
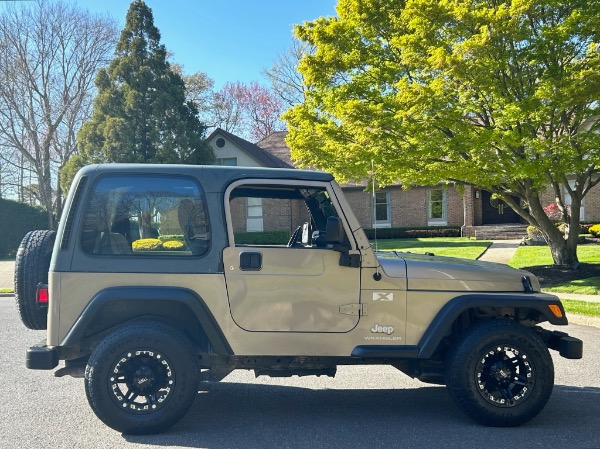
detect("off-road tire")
(445, 319), (554, 427)
(14, 230), (56, 330)
(85, 320), (199, 434)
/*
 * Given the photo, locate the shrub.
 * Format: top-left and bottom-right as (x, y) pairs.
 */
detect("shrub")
(589, 224), (600, 237)
(0, 198), (49, 258)
(581, 223), (594, 234)
(543, 203), (569, 221)
(363, 226), (461, 239)
(132, 238), (162, 251)
(527, 225), (543, 238)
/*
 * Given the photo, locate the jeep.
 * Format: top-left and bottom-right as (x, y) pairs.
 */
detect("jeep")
(15, 163), (583, 434)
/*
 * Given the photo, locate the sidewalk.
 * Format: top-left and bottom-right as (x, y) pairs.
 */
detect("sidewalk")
(0, 259), (14, 293)
(477, 239), (522, 264)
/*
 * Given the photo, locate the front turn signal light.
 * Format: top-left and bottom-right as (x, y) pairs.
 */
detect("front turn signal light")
(548, 304), (563, 318)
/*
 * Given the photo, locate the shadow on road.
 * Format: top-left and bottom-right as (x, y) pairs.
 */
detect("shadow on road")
(124, 382), (600, 449)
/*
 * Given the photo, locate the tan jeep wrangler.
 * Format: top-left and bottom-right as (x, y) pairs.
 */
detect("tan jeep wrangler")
(15, 164), (583, 434)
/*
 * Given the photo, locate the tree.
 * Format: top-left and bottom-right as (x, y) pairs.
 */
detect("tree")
(170, 63), (215, 114)
(209, 81), (248, 136)
(70, 0), (214, 187)
(0, 0), (118, 228)
(264, 38), (313, 107)
(210, 81), (286, 141)
(284, 0), (600, 266)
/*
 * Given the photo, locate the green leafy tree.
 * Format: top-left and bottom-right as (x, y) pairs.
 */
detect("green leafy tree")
(67, 0), (213, 189)
(284, 0), (600, 266)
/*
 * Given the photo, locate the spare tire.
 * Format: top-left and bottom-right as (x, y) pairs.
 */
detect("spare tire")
(14, 230), (56, 330)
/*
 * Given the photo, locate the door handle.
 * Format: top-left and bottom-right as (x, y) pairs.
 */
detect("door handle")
(240, 251), (262, 271)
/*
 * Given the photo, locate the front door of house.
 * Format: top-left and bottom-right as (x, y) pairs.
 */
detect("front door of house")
(481, 191), (523, 225)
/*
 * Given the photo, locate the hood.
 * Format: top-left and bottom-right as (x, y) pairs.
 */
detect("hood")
(377, 251), (539, 293)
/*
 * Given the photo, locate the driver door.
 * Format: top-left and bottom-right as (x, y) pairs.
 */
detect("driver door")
(223, 180), (361, 333)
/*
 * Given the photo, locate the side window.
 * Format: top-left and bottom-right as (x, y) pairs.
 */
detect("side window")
(228, 184), (341, 247)
(81, 175), (209, 256)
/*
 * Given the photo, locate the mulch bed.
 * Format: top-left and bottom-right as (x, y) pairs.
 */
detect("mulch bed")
(522, 263), (600, 288)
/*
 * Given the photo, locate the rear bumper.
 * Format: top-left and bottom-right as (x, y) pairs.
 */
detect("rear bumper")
(26, 340), (58, 370)
(537, 328), (583, 359)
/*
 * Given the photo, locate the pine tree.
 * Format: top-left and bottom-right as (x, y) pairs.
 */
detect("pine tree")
(74, 0), (213, 171)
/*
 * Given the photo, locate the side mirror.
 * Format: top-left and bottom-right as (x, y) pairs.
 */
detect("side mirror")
(325, 216), (344, 245)
(326, 216), (359, 268)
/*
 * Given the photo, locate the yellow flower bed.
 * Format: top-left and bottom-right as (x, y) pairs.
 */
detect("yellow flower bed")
(132, 238), (162, 251)
(162, 240), (185, 251)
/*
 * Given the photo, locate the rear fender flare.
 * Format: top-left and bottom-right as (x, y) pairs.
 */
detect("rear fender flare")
(62, 286), (232, 355)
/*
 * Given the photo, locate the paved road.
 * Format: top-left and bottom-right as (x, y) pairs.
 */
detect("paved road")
(1, 297), (599, 449)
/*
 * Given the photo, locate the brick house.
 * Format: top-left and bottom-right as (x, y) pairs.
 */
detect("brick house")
(207, 128), (600, 238)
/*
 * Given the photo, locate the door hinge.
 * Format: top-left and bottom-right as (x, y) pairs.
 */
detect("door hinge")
(339, 303), (367, 316)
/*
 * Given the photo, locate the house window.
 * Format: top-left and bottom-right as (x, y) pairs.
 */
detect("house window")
(373, 192), (391, 228)
(428, 189), (447, 225)
(215, 157), (237, 166)
(246, 197), (264, 232)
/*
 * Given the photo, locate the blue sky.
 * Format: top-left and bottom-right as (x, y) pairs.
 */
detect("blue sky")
(75, 0), (337, 89)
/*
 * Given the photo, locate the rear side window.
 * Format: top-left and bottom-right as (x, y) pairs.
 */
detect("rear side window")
(81, 175), (209, 257)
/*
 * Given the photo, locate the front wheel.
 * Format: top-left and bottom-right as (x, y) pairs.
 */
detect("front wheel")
(85, 321), (199, 434)
(445, 320), (554, 427)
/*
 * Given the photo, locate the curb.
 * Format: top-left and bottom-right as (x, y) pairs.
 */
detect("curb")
(567, 313), (600, 329)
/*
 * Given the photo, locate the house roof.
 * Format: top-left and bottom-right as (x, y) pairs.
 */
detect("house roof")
(255, 131), (295, 168)
(207, 128), (293, 169)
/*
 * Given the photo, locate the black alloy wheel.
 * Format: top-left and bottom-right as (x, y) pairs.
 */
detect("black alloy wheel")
(445, 319), (554, 427)
(85, 320), (199, 434)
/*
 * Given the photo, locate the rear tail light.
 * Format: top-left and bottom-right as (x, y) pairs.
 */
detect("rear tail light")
(36, 284), (49, 305)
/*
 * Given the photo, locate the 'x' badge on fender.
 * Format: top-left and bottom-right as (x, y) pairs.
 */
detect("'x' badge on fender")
(372, 292), (393, 302)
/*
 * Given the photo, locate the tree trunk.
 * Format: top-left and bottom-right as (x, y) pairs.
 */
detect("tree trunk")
(525, 193), (579, 266)
(547, 236), (579, 266)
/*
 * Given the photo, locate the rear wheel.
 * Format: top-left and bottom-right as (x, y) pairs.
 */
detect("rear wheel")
(14, 230), (56, 330)
(445, 319), (554, 426)
(85, 321), (199, 434)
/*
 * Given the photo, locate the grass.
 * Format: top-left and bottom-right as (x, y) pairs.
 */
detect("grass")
(508, 245), (600, 268)
(0, 288), (12, 294)
(544, 277), (600, 295)
(372, 237), (492, 260)
(561, 299), (600, 318)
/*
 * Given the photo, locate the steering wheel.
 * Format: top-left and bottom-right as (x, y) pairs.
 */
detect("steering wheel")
(287, 225), (302, 247)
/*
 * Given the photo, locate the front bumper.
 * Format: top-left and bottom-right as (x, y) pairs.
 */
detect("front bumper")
(26, 340), (58, 370)
(537, 328), (583, 359)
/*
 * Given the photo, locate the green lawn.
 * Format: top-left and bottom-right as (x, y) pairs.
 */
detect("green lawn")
(561, 299), (600, 317)
(509, 245), (600, 268)
(544, 277), (600, 295)
(0, 288), (12, 294)
(372, 237), (491, 260)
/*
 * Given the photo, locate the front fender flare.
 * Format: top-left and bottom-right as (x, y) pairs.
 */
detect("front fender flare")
(417, 292), (567, 359)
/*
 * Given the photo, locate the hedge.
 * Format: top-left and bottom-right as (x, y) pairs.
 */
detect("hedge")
(158, 234), (185, 243)
(233, 231), (290, 245)
(0, 198), (49, 258)
(363, 226), (461, 239)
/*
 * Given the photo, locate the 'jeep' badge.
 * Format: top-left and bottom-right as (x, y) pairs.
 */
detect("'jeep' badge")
(371, 323), (394, 335)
